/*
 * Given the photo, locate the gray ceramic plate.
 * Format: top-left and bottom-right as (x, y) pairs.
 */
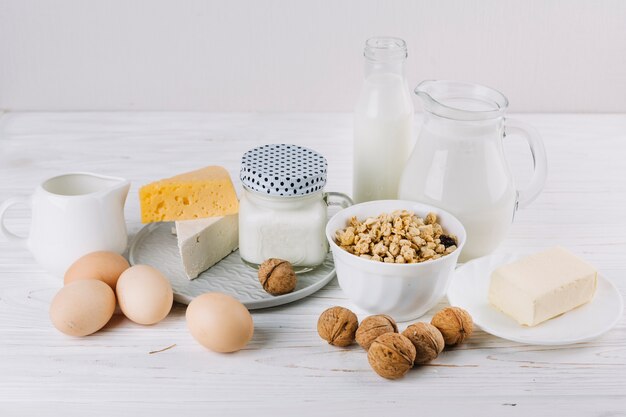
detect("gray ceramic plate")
(128, 222), (336, 309)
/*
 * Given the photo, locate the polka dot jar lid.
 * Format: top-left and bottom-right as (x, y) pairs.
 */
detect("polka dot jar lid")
(240, 144), (328, 197)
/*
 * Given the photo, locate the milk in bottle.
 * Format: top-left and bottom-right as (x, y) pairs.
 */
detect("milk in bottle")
(353, 37), (414, 203)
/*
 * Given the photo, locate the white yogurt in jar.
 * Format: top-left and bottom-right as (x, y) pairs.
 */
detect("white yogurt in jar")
(239, 189), (328, 268)
(238, 144), (330, 271)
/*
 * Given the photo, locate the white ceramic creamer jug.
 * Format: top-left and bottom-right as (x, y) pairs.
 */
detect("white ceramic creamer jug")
(398, 81), (547, 262)
(0, 173), (130, 277)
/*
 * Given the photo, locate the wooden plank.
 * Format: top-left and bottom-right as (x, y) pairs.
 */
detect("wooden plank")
(0, 112), (624, 416)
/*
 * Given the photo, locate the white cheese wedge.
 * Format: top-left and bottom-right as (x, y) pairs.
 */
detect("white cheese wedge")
(175, 214), (238, 280)
(488, 247), (597, 326)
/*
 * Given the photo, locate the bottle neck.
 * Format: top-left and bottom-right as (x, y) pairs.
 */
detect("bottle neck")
(363, 37), (408, 79)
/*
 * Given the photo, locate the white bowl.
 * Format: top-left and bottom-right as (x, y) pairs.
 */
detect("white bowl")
(326, 200), (466, 321)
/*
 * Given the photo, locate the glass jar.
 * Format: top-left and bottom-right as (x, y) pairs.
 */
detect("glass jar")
(239, 144), (351, 272)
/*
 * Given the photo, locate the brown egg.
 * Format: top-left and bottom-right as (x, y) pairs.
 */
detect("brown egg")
(186, 292), (254, 353)
(50, 280), (116, 337)
(116, 265), (173, 325)
(64, 251), (130, 290)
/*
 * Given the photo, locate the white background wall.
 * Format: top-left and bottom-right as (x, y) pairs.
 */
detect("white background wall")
(0, 0), (625, 112)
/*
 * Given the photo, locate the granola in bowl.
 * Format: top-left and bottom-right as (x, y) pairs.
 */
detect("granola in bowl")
(335, 210), (458, 264)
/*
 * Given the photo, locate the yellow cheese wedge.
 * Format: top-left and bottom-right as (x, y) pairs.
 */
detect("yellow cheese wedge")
(139, 166), (239, 223)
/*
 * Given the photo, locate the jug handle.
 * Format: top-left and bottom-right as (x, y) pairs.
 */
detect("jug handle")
(0, 196), (30, 246)
(505, 118), (548, 209)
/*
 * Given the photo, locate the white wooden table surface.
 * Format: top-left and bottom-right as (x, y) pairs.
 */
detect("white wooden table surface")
(0, 112), (625, 416)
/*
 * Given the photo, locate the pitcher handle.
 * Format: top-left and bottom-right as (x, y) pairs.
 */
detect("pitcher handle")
(0, 196), (30, 246)
(505, 118), (548, 209)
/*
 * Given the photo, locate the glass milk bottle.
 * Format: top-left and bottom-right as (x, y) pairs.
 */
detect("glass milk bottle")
(353, 37), (414, 203)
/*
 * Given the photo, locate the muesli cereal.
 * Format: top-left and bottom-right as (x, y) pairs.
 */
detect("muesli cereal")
(335, 210), (458, 263)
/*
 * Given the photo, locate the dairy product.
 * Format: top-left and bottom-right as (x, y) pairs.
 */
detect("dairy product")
(353, 110), (413, 203)
(139, 166), (238, 223)
(488, 247), (597, 326)
(238, 190), (328, 268)
(353, 58), (414, 203)
(431, 197), (515, 262)
(175, 214), (239, 279)
(398, 118), (517, 262)
(238, 144), (332, 271)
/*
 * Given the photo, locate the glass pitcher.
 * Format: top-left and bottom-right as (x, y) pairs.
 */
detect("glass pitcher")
(398, 80), (547, 262)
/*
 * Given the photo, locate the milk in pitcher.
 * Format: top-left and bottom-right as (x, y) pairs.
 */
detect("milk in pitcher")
(398, 80), (547, 261)
(398, 118), (517, 261)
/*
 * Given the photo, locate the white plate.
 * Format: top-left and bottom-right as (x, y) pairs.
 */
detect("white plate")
(129, 222), (336, 309)
(447, 252), (624, 345)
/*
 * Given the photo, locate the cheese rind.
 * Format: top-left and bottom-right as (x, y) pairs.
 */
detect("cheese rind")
(140, 166), (239, 223)
(488, 247), (597, 326)
(175, 214), (239, 279)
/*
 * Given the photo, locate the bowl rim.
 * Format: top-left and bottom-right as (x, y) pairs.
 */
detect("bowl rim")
(325, 199), (467, 269)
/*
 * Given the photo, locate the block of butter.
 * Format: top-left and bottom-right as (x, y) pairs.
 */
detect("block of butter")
(175, 214), (238, 279)
(140, 166), (239, 223)
(488, 247), (597, 326)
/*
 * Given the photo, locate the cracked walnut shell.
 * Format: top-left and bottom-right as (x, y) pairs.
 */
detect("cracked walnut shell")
(367, 333), (416, 379)
(431, 307), (474, 346)
(402, 322), (445, 364)
(355, 315), (398, 350)
(258, 258), (297, 296)
(317, 306), (358, 347)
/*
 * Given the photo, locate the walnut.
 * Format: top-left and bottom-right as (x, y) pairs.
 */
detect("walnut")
(402, 322), (445, 364)
(367, 333), (416, 379)
(317, 306), (358, 347)
(431, 307), (474, 346)
(258, 258), (296, 296)
(355, 315), (398, 350)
